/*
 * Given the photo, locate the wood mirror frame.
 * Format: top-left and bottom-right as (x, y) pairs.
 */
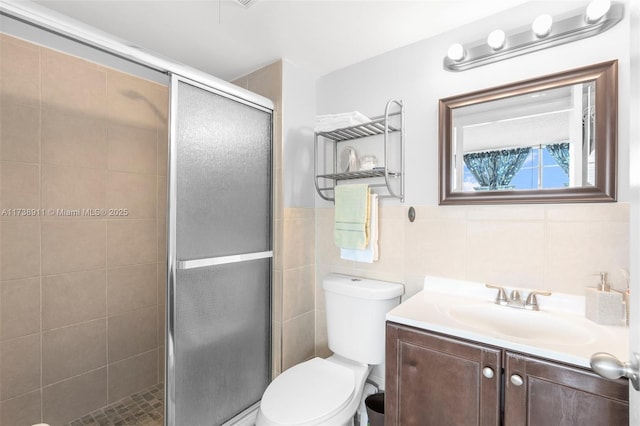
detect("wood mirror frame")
(439, 60), (618, 205)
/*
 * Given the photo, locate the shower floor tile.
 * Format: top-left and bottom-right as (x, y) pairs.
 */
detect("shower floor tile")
(64, 383), (164, 426)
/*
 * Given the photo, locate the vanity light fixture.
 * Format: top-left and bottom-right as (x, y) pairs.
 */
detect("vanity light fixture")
(487, 29), (506, 50)
(443, 0), (623, 72)
(447, 43), (465, 62)
(586, 0), (611, 23)
(532, 14), (553, 38)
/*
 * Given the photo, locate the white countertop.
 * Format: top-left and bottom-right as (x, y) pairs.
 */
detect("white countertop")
(386, 276), (629, 369)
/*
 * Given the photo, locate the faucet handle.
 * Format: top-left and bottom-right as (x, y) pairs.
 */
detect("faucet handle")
(486, 284), (508, 305)
(525, 290), (552, 311)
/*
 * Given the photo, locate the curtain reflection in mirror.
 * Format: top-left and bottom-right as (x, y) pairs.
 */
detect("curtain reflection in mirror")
(546, 142), (570, 176)
(463, 147), (531, 191)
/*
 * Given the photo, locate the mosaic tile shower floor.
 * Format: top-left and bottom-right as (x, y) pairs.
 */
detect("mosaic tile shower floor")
(64, 383), (164, 426)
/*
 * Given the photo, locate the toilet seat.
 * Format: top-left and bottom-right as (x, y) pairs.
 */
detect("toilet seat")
(260, 358), (356, 425)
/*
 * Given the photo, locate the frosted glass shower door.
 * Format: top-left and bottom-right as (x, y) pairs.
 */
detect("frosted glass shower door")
(167, 77), (272, 426)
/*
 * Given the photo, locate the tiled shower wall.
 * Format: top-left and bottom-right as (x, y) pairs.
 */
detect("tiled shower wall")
(0, 34), (168, 425)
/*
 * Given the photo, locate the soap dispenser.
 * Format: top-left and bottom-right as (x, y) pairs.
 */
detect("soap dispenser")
(585, 272), (624, 325)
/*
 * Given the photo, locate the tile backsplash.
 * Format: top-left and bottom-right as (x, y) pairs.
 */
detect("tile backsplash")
(314, 202), (629, 356)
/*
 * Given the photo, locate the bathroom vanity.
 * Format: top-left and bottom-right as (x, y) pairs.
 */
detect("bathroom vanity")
(385, 277), (629, 426)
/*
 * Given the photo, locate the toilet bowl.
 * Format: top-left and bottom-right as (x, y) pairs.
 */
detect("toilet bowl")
(257, 355), (370, 426)
(256, 274), (404, 426)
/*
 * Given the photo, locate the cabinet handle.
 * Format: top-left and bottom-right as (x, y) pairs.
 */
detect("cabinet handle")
(482, 367), (494, 379)
(510, 374), (524, 386)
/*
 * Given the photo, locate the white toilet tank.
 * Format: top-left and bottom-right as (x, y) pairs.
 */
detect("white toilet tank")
(323, 274), (404, 365)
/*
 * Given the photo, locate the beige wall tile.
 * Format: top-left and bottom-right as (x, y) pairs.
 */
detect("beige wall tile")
(283, 207), (315, 220)
(158, 346), (165, 384)
(157, 129), (168, 176)
(107, 220), (157, 266)
(107, 123), (158, 174)
(42, 319), (107, 385)
(314, 310), (331, 359)
(246, 60), (282, 105)
(282, 311), (315, 371)
(0, 161), (39, 211)
(283, 216), (315, 269)
(108, 306), (157, 362)
(107, 71), (167, 129)
(157, 218), (167, 263)
(108, 350), (158, 403)
(283, 265), (315, 321)
(157, 176), (167, 218)
(1, 102), (40, 163)
(41, 221), (106, 275)
(42, 269), (106, 330)
(466, 221), (546, 289)
(1, 220), (40, 280)
(466, 205), (546, 221)
(1, 334), (41, 400)
(42, 367), (107, 426)
(0, 35), (40, 108)
(272, 321), (282, 379)
(404, 218), (467, 296)
(41, 107), (107, 169)
(107, 171), (156, 219)
(157, 303), (165, 348)
(0, 390), (42, 426)
(545, 221), (629, 294)
(546, 202), (630, 222)
(272, 269), (283, 324)
(157, 261), (167, 306)
(41, 165), (106, 214)
(1, 278), (40, 340)
(41, 49), (106, 117)
(107, 263), (157, 315)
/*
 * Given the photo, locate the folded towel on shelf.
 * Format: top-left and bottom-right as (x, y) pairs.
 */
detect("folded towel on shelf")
(315, 111), (371, 133)
(341, 193), (378, 263)
(334, 184), (370, 250)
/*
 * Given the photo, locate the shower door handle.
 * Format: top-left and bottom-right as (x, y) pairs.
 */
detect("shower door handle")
(177, 250), (273, 270)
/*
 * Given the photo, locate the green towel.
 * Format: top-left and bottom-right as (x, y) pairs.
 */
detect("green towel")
(334, 184), (370, 250)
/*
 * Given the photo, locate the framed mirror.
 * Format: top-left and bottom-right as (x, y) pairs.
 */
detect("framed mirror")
(439, 60), (617, 205)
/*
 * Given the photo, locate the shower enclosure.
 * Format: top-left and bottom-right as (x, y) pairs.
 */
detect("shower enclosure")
(0, 3), (274, 425)
(167, 77), (273, 425)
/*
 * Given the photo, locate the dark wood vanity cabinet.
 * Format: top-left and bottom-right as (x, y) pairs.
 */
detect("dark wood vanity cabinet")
(385, 322), (502, 426)
(385, 322), (629, 426)
(504, 352), (629, 426)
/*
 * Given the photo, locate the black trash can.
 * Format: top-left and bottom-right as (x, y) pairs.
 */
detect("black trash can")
(365, 392), (384, 426)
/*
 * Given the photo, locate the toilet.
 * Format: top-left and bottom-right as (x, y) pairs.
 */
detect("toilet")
(257, 273), (404, 426)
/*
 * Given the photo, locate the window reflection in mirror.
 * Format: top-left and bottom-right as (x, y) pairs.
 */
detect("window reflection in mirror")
(451, 82), (596, 193)
(439, 61), (617, 205)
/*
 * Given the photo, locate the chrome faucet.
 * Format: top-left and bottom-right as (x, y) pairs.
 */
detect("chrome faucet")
(485, 284), (551, 311)
(486, 283), (508, 305)
(524, 290), (552, 311)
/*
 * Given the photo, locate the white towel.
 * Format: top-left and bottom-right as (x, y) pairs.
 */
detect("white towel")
(340, 193), (379, 262)
(315, 111), (371, 133)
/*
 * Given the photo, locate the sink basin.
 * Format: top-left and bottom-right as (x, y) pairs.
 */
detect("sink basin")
(445, 303), (595, 346)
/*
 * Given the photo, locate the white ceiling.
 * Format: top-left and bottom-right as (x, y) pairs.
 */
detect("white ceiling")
(31, 0), (529, 81)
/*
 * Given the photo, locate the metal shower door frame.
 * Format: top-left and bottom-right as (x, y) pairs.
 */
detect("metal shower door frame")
(166, 73), (274, 426)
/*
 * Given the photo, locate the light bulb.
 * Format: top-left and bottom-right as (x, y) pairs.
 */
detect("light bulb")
(532, 14), (553, 37)
(586, 0), (611, 23)
(447, 43), (465, 62)
(487, 29), (506, 50)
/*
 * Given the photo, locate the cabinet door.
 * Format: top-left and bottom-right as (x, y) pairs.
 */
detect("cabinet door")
(504, 351), (629, 426)
(385, 322), (501, 426)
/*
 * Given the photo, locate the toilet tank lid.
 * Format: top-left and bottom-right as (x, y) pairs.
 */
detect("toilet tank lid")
(323, 273), (404, 300)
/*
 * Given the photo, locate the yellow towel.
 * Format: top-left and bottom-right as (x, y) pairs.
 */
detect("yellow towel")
(334, 184), (370, 250)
